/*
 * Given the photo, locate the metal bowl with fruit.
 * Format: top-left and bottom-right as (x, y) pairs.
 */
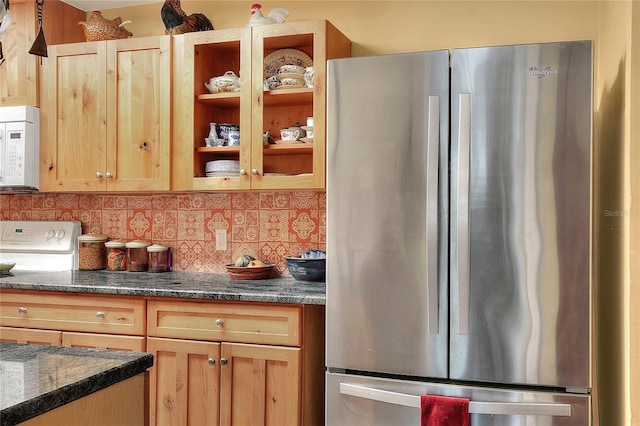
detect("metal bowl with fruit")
(226, 255), (274, 280)
(285, 250), (326, 282)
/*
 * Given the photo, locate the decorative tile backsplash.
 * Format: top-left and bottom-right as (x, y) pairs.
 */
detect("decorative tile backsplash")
(0, 192), (326, 275)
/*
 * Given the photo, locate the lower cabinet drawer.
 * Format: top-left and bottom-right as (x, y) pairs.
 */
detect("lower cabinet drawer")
(147, 300), (302, 346)
(0, 291), (146, 335)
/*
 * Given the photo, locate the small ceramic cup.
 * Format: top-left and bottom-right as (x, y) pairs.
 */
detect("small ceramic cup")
(227, 129), (240, 146)
(280, 128), (300, 141)
(304, 66), (314, 88)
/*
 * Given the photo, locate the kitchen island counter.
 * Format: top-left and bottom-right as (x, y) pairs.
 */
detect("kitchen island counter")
(0, 270), (325, 305)
(0, 342), (153, 426)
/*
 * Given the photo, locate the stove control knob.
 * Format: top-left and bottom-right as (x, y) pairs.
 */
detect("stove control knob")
(55, 229), (66, 240)
(45, 229), (55, 240)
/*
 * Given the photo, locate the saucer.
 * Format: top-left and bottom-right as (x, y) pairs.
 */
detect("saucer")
(300, 137), (313, 144)
(275, 139), (303, 144)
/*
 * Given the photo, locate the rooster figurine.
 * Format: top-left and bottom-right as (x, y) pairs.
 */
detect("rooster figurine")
(79, 11), (133, 41)
(161, 0), (213, 35)
(247, 3), (289, 27)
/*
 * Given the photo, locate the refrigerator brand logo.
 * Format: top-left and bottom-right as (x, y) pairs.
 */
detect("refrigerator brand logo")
(529, 66), (558, 78)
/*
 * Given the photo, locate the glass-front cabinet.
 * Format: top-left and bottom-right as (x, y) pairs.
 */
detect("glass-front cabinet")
(172, 20), (351, 191)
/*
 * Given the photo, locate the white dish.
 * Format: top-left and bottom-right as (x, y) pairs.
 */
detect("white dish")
(300, 137), (313, 144)
(276, 72), (304, 81)
(274, 84), (305, 90)
(274, 139), (303, 144)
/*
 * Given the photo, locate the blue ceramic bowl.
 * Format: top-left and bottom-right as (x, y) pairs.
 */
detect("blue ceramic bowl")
(285, 256), (326, 282)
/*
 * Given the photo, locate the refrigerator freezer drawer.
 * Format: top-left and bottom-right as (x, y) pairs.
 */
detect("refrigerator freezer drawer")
(327, 372), (590, 426)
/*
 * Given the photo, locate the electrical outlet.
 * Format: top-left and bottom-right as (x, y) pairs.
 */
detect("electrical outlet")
(215, 229), (227, 251)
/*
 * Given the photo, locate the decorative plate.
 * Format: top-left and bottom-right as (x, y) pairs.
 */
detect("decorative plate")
(264, 48), (313, 80)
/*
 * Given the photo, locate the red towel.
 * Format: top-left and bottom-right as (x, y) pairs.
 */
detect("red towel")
(420, 395), (470, 426)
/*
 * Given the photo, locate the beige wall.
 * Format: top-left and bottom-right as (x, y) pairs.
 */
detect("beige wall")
(108, 1), (598, 53)
(97, 1), (637, 424)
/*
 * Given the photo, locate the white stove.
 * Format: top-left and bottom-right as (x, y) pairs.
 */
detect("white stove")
(0, 220), (82, 271)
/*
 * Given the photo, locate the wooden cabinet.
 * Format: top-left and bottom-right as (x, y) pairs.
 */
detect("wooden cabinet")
(0, 290), (146, 353)
(0, 290), (325, 425)
(18, 374), (147, 426)
(147, 299), (324, 426)
(40, 36), (171, 192)
(146, 337), (220, 426)
(0, 291), (146, 334)
(0, 0), (85, 107)
(172, 20), (351, 191)
(0, 326), (62, 345)
(220, 342), (301, 426)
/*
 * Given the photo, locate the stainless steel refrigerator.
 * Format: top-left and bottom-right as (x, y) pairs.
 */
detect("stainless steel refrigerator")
(326, 41), (593, 425)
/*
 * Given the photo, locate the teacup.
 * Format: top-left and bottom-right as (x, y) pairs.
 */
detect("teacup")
(280, 128), (300, 141)
(227, 130), (240, 146)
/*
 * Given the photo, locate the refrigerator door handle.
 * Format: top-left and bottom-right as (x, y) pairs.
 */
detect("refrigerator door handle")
(426, 95), (440, 334)
(339, 383), (572, 417)
(456, 93), (471, 335)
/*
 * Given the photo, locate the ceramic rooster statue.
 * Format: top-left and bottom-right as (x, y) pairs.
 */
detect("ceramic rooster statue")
(0, 0), (10, 36)
(161, 0), (213, 35)
(79, 11), (133, 41)
(247, 3), (289, 27)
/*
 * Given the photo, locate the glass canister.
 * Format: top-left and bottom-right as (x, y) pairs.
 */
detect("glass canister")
(147, 244), (170, 273)
(125, 240), (151, 272)
(105, 240), (127, 271)
(77, 233), (108, 270)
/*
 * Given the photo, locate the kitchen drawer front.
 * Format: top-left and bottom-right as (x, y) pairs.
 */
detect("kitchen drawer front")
(147, 300), (302, 346)
(0, 291), (146, 335)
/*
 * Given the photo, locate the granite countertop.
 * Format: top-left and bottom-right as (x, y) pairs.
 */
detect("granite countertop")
(0, 270), (326, 305)
(0, 342), (153, 426)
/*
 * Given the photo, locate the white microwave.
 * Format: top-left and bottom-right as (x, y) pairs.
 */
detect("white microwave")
(0, 106), (39, 192)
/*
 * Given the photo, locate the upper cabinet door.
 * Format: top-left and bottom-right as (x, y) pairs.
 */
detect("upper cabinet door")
(41, 42), (108, 192)
(172, 28), (252, 191)
(106, 36), (171, 192)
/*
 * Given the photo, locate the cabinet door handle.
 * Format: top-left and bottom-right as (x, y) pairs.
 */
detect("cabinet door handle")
(220, 358), (228, 366)
(240, 169), (247, 176)
(251, 168), (259, 175)
(96, 311), (106, 318)
(208, 358), (216, 366)
(18, 307), (27, 314)
(215, 319), (224, 327)
(105, 172), (113, 178)
(95, 172), (103, 178)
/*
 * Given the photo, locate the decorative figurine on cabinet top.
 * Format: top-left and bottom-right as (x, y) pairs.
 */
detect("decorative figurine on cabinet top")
(161, 0), (213, 35)
(79, 11), (133, 41)
(247, 3), (289, 27)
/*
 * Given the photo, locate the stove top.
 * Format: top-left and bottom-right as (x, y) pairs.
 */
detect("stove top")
(0, 220), (82, 271)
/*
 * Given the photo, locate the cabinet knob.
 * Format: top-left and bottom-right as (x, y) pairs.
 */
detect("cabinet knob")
(95, 172), (103, 178)
(208, 358), (216, 366)
(220, 358), (228, 366)
(215, 319), (224, 327)
(18, 307), (27, 314)
(251, 169), (259, 175)
(105, 172), (113, 178)
(96, 311), (106, 318)
(240, 169), (247, 176)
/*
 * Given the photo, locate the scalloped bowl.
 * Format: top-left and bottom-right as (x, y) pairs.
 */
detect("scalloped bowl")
(285, 257), (325, 282)
(226, 263), (275, 280)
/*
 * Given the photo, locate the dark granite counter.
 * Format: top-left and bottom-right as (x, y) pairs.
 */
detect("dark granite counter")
(0, 342), (153, 426)
(0, 270), (326, 305)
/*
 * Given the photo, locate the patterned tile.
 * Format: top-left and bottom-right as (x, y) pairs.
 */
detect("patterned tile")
(2, 191), (325, 274)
